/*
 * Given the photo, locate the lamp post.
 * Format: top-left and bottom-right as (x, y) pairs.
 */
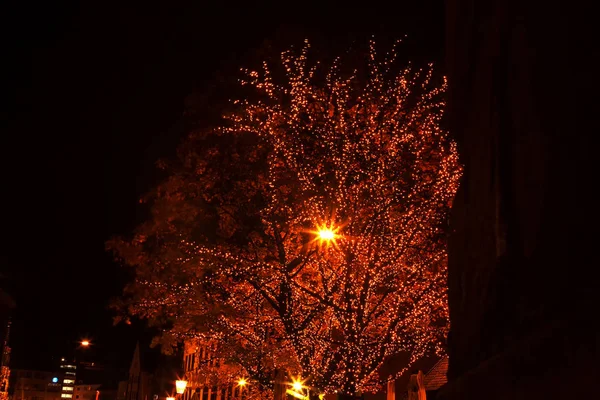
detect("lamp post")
(318, 229), (335, 241)
(175, 380), (187, 399)
(313, 223), (341, 248)
(76, 339), (91, 365)
(286, 378), (309, 400)
(236, 379), (247, 400)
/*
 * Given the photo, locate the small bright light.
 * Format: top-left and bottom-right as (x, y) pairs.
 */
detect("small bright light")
(318, 229), (335, 241)
(292, 380), (303, 392)
(312, 224), (342, 248)
(81, 340), (90, 347)
(52, 377), (58, 383)
(237, 378), (247, 387)
(312, 223), (342, 247)
(167, 397), (176, 400)
(175, 380), (187, 394)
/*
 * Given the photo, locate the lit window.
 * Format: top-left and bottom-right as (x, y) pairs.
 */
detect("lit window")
(66, 372), (76, 376)
(61, 395), (73, 398)
(63, 380), (75, 385)
(63, 387), (74, 392)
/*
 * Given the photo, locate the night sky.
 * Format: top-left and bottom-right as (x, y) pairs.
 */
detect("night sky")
(2, 2), (443, 371)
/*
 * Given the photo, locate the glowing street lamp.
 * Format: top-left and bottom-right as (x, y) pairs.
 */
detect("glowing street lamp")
(80, 340), (90, 347)
(175, 380), (188, 395)
(312, 223), (342, 248)
(286, 378), (308, 400)
(318, 228), (335, 241)
(236, 378), (248, 400)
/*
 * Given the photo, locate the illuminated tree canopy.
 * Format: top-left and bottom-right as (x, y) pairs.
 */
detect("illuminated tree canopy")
(108, 40), (461, 397)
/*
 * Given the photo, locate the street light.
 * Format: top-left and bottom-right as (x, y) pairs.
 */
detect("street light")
(236, 378), (248, 400)
(286, 377), (308, 400)
(175, 380), (188, 395)
(318, 229), (335, 241)
(313, 223), (341, 247)
(80, 340), (90, 347)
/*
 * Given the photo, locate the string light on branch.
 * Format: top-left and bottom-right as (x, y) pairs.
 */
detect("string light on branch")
(112, 38), (462, 398)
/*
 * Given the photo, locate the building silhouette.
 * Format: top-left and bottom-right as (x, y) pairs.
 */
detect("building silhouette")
(181, 339), (243, 400)
(58, 358), (77, 400)
(72, 384), (100, 400)
(9, 370), (62, 400)
(118, 343), (152, 400)
(0, 289), (15, 400)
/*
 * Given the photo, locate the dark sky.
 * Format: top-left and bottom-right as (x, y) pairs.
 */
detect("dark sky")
(1, 1), (443, 371)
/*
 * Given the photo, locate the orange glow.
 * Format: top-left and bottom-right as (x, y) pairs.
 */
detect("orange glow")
(318, 229), (335, 241)
(289, 376), (307, 392)
(118, 39), (462, 396)
(311, 223), (341, 247)
(175, 380), (187, 394)
(80, 340), (90, 347)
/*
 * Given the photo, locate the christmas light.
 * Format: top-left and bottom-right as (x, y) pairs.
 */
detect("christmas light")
(110, 39), (461, 397)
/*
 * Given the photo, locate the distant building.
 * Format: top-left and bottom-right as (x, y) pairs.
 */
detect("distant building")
(342, 353), (449, 400)
(421, 357), (448, 397)
(0, 320), (12, 400)
(96, 389), (117, 400)
(76, 363), (106, 388)
(116, 343), (178, 400)
(181, 339), (242, 400)
(57, 356), (118, 400)
(380, 356), (448, 400)
(121, 344), (152, 400)
(9, 370), (62, 400)
(72, 385), (100, 400)
(58, 358), (77, 400)
(115, 381), (126, 400)
(0, 289), (15, 400)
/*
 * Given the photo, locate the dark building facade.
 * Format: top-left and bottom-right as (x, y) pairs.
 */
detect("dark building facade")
(115, 342), (178, 400)
(9, 370), (62, 400)
(0, 289), (15, 400)
(58, 358), (77, 400)
(439, 1), (598, 398)
(117, 343), (153, 400)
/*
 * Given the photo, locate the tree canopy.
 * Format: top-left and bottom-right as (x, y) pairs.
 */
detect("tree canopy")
(108, 40), (461, 397)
